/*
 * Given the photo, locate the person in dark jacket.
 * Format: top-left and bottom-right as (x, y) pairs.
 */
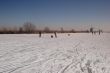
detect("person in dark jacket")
(39, 31), (42, 38)
(54, 32), (57, 38)
(90, 27), (94, 34)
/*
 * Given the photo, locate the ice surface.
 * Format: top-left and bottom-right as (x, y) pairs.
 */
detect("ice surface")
(0, 33), (110, 73)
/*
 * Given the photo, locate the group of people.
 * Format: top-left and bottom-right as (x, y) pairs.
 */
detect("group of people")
(90, 27), (103, 35)
(38, 28), (102, 38)
(39, 31), (57, 38)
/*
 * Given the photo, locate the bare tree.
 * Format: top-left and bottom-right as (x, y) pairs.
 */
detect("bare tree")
(70, 29), (75, 33)
(23, 22), (36, 33)
(19, 27), (23, 33)
(60, 27), (64, 33)
(44, 27), (50, 33)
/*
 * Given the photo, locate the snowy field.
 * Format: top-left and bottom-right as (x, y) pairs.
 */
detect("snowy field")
(0, 33), (110, 73)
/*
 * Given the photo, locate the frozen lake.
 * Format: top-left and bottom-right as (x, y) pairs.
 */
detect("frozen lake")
(0, 33), (110, 73)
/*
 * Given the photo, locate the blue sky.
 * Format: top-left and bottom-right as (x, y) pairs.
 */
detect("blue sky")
(0, 0), (110, 30)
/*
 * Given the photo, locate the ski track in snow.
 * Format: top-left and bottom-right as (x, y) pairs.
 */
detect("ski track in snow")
(0, 33), (110, 73)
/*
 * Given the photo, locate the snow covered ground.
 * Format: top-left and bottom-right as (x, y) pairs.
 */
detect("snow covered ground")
(0, 33), (110, 73)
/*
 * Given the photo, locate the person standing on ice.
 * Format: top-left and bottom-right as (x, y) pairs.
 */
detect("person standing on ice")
(54, 32), (57, 38)
(90, 27), (94, 34)
(98, 29), (102, 35)
(39, 31), (42, 37)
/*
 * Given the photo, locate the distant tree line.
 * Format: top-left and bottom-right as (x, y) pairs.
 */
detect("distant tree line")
(0, 22), (91, 34)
